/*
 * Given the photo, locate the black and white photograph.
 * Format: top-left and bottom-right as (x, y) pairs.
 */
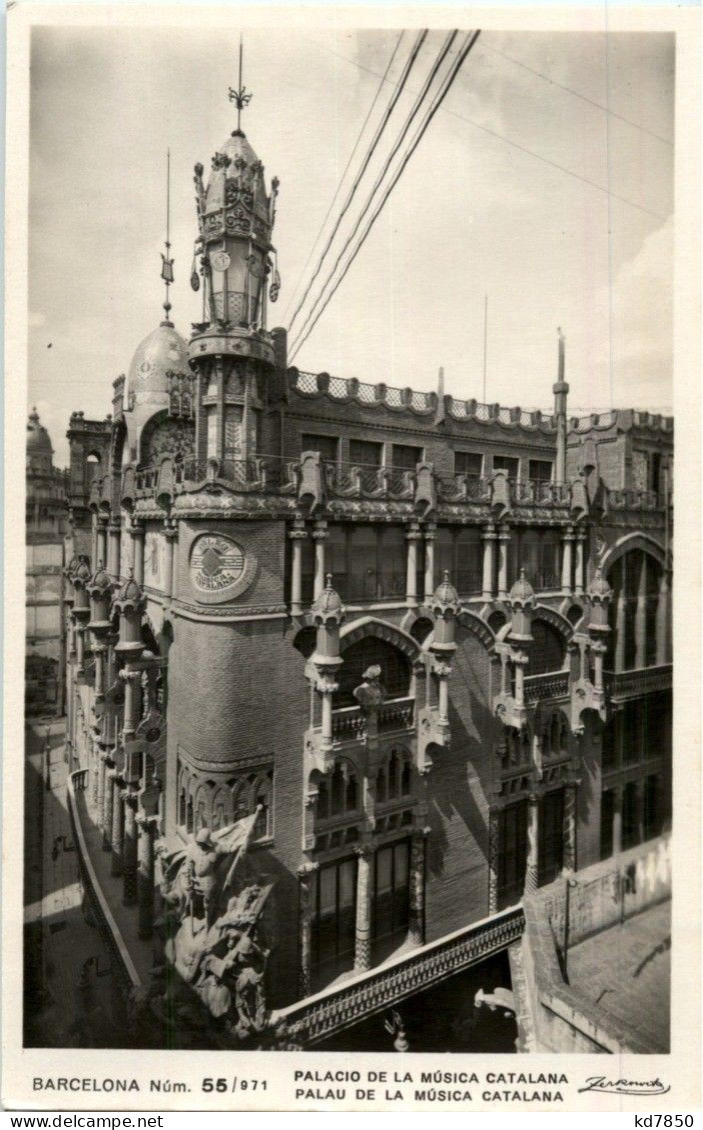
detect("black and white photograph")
(5, 2), (700, 1114)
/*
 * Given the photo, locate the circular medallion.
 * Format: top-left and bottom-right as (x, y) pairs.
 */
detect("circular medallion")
(191, 534), (245, 593)
(211, 250), (231, 273)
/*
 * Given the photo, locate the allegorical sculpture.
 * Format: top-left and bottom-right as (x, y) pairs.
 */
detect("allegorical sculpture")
(151, 810), (275, 1043)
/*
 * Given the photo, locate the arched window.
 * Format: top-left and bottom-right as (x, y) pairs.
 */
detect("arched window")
(252, 771), (273, 840)
(375, 746), (412, 803)
(410, 617), (433, 646)
(179, 788), (187, 828)
(316, 761), (358, 822)
(335, 637), (412, 708)
(530, 620), (566, 675)
(186, 797), (194, 834)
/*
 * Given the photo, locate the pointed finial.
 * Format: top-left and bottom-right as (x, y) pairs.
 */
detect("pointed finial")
(325, 572), (333, 589)
(160, 149), (174, 326)
(443, 570), (450, 582)
(228, 34), (253, 134)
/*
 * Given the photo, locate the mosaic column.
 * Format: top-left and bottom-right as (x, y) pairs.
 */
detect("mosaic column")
(130, 521), (145, 586)
(91, 512), (99, 567)
(107, 519), (121, 582)
(297, 862), (318, 999)
(562, 782), (578, 873)
(612, 787), (622, 855)
(561, 526), (574, 595)
(423, 523), (436, 602)
(497, 524), (511, 601)
(100, 763), (114, 848)
(111, 779), (124, 875)
(481, 523), (496, 602)
(407, 832), (426, 946)
(289, 520), (307, 616)
(354, 844), (375, 973)
(656, 570), (670, 666)
(488, 808), (500, 915)
(96, 516), (109, 568)
(524, 793), (539, 895)
(405, 522), (421, 608)
(136, 815), (157, 939)
(312, 520), (328, 600)
(634, 553), (648, 669)
(123, 793), (138, 906)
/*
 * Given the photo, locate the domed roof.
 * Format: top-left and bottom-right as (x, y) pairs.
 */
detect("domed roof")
(27, 408), (53, 455)
(432, 570), (460, 608)
(115, 569), (144, 606)
(88, 562), (112, 594)
(204, 129), (271, 224)
(311, 574), (344, 618)
(127, 321), (189, 409)
(509, 568), (535, 605)
(73, 558), (92, 586)
(219, 128), (260, 170)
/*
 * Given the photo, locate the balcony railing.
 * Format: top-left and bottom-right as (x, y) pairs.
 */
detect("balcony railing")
(608, 488), (661, 511)
(604, 664), (673, 702)
(331, 696), (415, 741)
(524, 670), (570, 704)
(271, 904), (525, 1046)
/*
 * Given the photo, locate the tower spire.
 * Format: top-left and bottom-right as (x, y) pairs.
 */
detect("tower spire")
(228, 34), (253, 134)
(160, 149), (174, 326)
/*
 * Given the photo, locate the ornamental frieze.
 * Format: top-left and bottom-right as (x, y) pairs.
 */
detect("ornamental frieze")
(188, 531), (256, 604)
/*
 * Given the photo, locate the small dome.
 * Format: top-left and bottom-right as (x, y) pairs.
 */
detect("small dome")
(73, 558), (92, 586)
(433, 570), (459, 607)
(204, 129), (271, 225)
(127, 322), (189, 409)
(27, 408), (53, 455)
(588, 567), (612, 600)
(115, 569), (144, 606)
(88, 562), (112, 593)
(509, 568), (535, 605)
(311, 574), (344, 616)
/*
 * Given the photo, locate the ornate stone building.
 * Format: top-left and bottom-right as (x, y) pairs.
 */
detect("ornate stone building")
(26, 409), (69, 713)
(62, 109), (673, 1040)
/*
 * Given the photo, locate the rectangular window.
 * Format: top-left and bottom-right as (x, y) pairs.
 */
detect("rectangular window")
(378, 526), (406, 599)
(349, 439), (383, 467)
(455, 527), (482, 595)
(300, 533), (315, 605)
(454, 450), (483, 477)
(622, 781), (640, 849)
(643, 774), (661, 840)
(391, 443), (423, 470)
(515, 529), (561, 591)
(301, 433), (339, 463)
(373, 840), (410, 958)
(328, 525), (349, 600)
(529, 459), (553, 485)
(539, 790), (564, 886)
(498, 801), (528, 909)
(492, 455), (519, 479)
(312, 857), (357, 989)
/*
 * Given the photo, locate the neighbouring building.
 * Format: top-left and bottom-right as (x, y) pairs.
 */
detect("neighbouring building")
(61, 105), (673, 1048)
(26, 409), (69, 714)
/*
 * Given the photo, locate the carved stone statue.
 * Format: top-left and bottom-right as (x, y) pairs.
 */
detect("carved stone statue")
(353, 664), (386, 710)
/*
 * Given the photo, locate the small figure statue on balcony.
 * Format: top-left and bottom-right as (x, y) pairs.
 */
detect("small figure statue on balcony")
(353, 664), (386, 710)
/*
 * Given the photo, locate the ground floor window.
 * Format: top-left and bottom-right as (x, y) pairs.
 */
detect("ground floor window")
(373, 840), (410, 956)
(497, 801), (527, 909)
(601, 788), (615, 859)
(622, 780), (640, 849)
(311, 857), (357, 988)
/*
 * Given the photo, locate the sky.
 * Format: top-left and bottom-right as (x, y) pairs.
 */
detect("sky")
(28, 25), (675, 466)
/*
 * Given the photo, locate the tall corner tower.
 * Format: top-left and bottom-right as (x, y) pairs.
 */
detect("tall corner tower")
(189, 78), (282, 465)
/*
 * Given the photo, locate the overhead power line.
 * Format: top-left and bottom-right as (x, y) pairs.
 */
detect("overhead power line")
(281, 29), (406, 325)
(289, 30), (481, 364)
(286, 28), (428, 336)
(289, 29), (462, 357)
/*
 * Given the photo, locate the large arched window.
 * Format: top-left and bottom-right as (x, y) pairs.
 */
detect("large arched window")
(316, 760), (359, 822)
(530, 619), (566, 675)
(335, 637), (412, 708)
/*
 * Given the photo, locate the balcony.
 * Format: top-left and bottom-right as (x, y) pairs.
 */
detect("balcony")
(604, 664), (673, 703)
(523, 671), (570, 705)
(331, 696), (415, 743)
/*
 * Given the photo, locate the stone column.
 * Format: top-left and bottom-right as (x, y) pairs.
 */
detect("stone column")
(103, 767), (115, 851)
(407, 832), (426, 946)
(562, 782), (578, 873)
(561, 526), (574, 595)
(123, 793), (138, 905)
(312, 520), (328, 600)
(524, 793), (539, 894)
(405, 522), (421, 607)
(91, 512), (99, 566)
(136, 815), (157, 939)
(354, 845), (374, 973)
(297, 862), (318, 999)
(289, 521), (307, 615)
(615, 562), (627, 671)
(488, 808), (500, 914)
(656, 570), (670, 665)
(497, 525), (510, 601)
(574, 530), (586, 596)
(634, 554), (648, 669)
(131, 521), (145, 586)
(482, 523), (496, 602)
(108, 519), (121, 581)
(96, 517), (109, 567)
(612, 787), (622, 855)
(423, 523), (436, 602)
(111, 780), (124, 875)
